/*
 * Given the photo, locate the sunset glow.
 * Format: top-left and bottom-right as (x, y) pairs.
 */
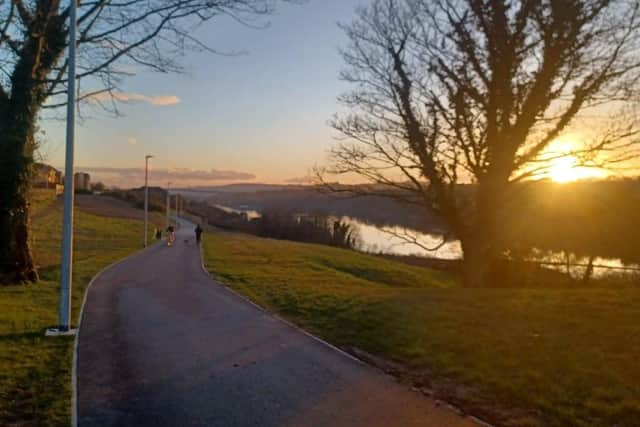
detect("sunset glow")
(547, 155), (606, 183)
(540, 137), (608, 183)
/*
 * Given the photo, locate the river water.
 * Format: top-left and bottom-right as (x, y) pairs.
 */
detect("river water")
(345, 217), (461, 259)
(346, 217), (640, 278)
(215, 204), (639, 278)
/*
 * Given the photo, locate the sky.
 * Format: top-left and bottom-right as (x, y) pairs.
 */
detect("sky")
(41, 0), (365, 188)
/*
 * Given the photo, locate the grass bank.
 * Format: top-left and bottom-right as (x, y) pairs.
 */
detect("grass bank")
(0, 190), (150, 426)
(202, 230), (640, 427)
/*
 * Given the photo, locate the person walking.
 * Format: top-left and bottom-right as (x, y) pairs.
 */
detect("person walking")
(166, 225), (175, 246)
(195, 224), (203, 243)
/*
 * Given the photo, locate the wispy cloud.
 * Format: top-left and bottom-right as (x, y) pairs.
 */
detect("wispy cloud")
(89, 92), (181, 106)
(75, 166), (256, 188)
(149, 95), (180, 106)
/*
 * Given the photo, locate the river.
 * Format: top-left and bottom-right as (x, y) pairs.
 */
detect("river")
(215, 204), (639, 278)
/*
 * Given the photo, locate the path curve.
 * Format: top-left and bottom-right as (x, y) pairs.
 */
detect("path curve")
(77, 219), (478, 427)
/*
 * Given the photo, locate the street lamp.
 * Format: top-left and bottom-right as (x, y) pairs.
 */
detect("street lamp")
(166, 181), (171, 231)
(175, 194), (179, 221)
(144, 155), (153, 247)
(51, 0), (78, 335)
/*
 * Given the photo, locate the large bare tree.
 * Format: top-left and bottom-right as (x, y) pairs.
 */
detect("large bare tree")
(326, 0), (640, 287)
(0, 0), (287, 283)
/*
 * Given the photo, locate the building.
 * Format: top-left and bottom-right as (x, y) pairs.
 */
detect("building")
(33, 163), (62, 188)
(74, 172), (91, 191)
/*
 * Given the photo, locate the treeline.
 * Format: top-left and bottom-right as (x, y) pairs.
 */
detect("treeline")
(206, 187), (446, 233)
(187, 200), (357, 249)
(206, 180), (640, 265)
(503, 180), (640, 265)
(247, 212), (358, 249)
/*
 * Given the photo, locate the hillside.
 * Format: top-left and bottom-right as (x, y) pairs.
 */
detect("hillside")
(189, 180), (640, 267)
(202, 231), (640, 427)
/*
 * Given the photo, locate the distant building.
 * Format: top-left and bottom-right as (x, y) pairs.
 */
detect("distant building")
(33, 163), (62, 188)
(74, 172), (91, 191)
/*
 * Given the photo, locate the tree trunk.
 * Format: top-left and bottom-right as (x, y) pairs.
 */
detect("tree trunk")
(582, 255), (595, 285)
(461, 237), (493, 288)
(0, 194), (38, 284)
(0, 3), (66, 284)
(0, 99), (41, 284)
(0, 128), (39, 284)
(459, 176), (508, 287)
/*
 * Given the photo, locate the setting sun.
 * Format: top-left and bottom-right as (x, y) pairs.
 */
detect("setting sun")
(548, 155), (606, 182)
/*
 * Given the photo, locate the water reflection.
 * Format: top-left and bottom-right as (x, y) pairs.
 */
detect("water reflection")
(528, 249), (640, 279)
(217, 205), (639, 278)
(214, 204), (261, 220)
(342, 217), (462, 260)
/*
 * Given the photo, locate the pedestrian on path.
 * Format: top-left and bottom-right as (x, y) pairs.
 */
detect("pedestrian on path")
(195, 224), (203, 243)
(167, 225), (175, 246)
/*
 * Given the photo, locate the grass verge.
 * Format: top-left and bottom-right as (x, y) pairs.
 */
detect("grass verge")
(0, 190), (149, 426)
(202, 230), (640, 427)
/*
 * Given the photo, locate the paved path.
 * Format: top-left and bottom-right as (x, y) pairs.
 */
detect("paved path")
(77, 219), (478, 427)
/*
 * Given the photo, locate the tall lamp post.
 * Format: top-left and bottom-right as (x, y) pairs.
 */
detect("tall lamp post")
(52, 0), (78, 334)
(166, 181), (171, 230)
(143, 155), (153, 247)
(175, 194), (179, 221)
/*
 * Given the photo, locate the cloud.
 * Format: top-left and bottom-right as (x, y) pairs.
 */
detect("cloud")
(111, 92), (147, 103)
(284, 175), (317, 184)
(89, 92), (181, 106)
(127, 137), (137, 145)
(149, 95), (180, 106)
(75, 166), (256, 188)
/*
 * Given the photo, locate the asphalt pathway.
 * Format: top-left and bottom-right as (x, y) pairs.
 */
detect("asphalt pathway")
(77, 219), (478, 427)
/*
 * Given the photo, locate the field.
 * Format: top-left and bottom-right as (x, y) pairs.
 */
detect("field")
(0, 190), (153, 426)
(3, 188), (640, 426)
(202, 231), (640, 427)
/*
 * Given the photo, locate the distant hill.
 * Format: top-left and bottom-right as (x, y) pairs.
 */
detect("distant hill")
(174, 183), (305, 195)
(189, 186), (446, 233)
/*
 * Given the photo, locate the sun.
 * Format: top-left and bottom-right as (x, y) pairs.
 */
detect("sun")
(548, 156), (577, 182)
(547, 155), (605, 183)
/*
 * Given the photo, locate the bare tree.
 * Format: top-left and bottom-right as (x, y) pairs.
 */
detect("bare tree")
(0, 0), (290, 283)
(324, 0), (640, 287)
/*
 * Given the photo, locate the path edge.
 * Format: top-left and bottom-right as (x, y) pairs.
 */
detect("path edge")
(197, 237), (493, 427)
(71, 243), (159, 427)
(196, 240), (365, 366)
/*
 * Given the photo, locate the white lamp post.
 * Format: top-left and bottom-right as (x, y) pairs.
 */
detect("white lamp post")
(175, 194), (179, 221)
(166, 181), (171, 230)
(52, 0), (78, 334)
(143, 154), (153, 247)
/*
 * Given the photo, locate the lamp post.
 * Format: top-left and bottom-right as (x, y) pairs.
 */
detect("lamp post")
(55, 0), (78, 334)
(144, 155), (153, 247)
(166, 181), (171, 230)
(175, 194), (179, 221)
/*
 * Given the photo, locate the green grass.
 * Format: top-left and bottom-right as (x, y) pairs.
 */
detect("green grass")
(29, 187), (58, 218)
(0, 190), (147, 426)
(202, 231), (640, 427)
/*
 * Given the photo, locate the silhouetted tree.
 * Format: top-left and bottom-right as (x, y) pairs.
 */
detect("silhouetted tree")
(324, 0), (640, 286)
(0, 0), (288, 283)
